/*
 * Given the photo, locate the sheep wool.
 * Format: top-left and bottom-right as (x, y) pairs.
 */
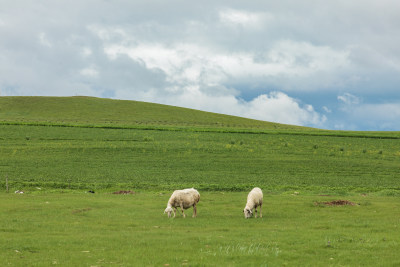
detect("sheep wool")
(243, 187), (263, 219)
(164, 188), (200, 218)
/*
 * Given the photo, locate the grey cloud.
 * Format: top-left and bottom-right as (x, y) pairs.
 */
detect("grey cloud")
(1, 0), (400, 129)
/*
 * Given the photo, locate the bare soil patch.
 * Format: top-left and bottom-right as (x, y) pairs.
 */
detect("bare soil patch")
(72, 208), (92, 214)
(315, 200), (357, 206)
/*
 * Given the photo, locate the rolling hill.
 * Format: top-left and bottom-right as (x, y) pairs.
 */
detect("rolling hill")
(1, 96), (399, 139)
(0, 95), (399, 192)
(0, 96), (304, 130)
(1, 96), (400, 266)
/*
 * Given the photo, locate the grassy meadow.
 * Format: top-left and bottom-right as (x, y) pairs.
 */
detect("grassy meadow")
(1, 124), (400, 193)
(1, 192), (399, 266)
(1, 96), (400, 266)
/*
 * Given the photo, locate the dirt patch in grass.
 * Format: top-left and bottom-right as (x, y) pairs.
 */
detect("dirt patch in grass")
(72, 208), (92, 214)
(315, 200), (357, 206)
(113, 190), (135, 195)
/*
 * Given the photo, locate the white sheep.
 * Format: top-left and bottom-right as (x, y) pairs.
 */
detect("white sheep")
(243, 187), (263, 219)
(164, 188), (200, 218)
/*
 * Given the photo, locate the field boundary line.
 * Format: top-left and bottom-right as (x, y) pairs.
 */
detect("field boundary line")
(1, 120), (400, 139)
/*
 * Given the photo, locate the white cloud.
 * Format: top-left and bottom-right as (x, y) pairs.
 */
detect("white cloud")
(241, 92), (326, 126)
(219, 9), (266, 28)
(323, 106), (332, 113)
(81, 47), (92, 57)
(80, 67), (98, 78)
(269, 41), (350, 74)
(338, 93), (361, 105)
(38, 32), (52, 47)
(101, 31), (350, 91)
(2, 1), (400, 130)
(114, 85), (326, 127)
(95, 29), (345, 127)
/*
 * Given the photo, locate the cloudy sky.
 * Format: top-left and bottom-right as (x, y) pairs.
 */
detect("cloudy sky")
(1, 1), (400, 130)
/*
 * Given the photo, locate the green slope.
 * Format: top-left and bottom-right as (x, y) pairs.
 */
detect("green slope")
(0, 96), (302, 130)
(1, 96), (399, 138)
(1, 96), (400, 192)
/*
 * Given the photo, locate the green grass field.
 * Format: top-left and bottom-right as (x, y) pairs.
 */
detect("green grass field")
(1, 96), (400, 266)
(1, 192), (399, 266)
(1, 124), (400, 193)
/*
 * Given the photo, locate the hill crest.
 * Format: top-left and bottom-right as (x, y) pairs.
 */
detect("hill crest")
(0, 96), (304, 131)
(1, 96), (399, 138)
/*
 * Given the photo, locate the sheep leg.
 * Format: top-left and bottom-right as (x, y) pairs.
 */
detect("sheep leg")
(173, 207), (177, 218)
(193, 204), (197, 217)
(254, 207), (258, 218)
(180, 203), (186, 218)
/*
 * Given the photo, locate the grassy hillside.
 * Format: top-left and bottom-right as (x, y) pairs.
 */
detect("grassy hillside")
(1, 96), (399, 266)
(0, 96), (305, 131)
(2, 96), (399, 139)
(1, 96), (400, 193)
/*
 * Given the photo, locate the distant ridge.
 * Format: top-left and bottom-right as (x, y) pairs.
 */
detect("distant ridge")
(0, 96), (305, 131)
(1, 96), (399, 138)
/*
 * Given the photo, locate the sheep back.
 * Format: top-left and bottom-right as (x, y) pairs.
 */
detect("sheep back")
(168, 188), (200, 209)
(247, 187), (263, 208)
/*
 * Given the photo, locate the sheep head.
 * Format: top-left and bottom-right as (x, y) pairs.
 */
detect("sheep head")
(243, 208), (253, 219)
(164, 207), (173, 218)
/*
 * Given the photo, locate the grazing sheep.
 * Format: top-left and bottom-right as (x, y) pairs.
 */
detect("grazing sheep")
(243, 187), (263, 219)
(164, 188), (200, 218)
